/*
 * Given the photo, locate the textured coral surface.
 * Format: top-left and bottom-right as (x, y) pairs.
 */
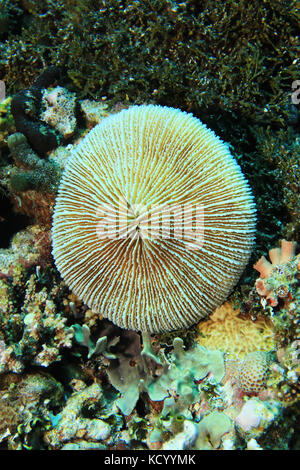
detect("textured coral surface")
(0, 0), (299, 452)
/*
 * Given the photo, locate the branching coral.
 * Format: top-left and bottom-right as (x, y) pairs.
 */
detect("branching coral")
(0, 271), (73, 372)
(71, 323), (118, 360)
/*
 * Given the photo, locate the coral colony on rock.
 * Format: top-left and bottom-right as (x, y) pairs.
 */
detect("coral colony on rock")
(0, 0), (299, 453)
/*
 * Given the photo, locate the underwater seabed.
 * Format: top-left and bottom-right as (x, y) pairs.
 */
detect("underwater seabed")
(0, 0), (299, 453)
(0, 94), (299, 451)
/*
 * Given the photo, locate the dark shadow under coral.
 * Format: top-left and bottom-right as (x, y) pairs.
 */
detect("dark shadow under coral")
(0, 191), (31, 248)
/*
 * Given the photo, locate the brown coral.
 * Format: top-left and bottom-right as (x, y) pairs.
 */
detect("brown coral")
(197, 301), (274, 359)
(238, 351), (269, 395)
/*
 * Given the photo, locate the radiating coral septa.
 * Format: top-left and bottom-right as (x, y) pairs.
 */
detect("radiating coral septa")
(253, 256), (273, 278)
(279, 239), (297, 264)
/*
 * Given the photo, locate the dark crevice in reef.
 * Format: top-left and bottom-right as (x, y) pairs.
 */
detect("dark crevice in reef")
(0, 191), (32, 248)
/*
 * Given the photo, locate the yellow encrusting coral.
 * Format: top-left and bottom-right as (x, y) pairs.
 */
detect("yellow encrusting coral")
(197, 301), (275, 359)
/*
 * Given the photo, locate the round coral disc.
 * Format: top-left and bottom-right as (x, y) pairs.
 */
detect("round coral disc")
(52, 105), (256, 332)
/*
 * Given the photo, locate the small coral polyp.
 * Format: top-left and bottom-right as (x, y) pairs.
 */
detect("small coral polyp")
(254, 239), (299, 307)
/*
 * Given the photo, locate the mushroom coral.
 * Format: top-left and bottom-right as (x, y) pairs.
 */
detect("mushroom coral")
(52, 105), (256, 332)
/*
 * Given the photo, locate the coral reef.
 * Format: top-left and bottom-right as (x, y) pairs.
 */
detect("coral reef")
(197, 301), (275, 359)
(0, 0), (299, 453)
(7, 132), (61, 193)
(0, 225), (73, 373)
(0, 227), (298, 450)
(1, 93), (116, 230)
(0, 116), (298, 453)
(1, 1), (298, 268)
(254, 239), (298, 307)
(252, 241), (299, 386)
(107, 336), (225, 417)
(238, 351), (269, 395)
(0, 371), (64, 449)
(41, 86), (77, 139)
(3, 67), (80, 225)
(238, 241), (300, 433)
(10, 66), (63, 156)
